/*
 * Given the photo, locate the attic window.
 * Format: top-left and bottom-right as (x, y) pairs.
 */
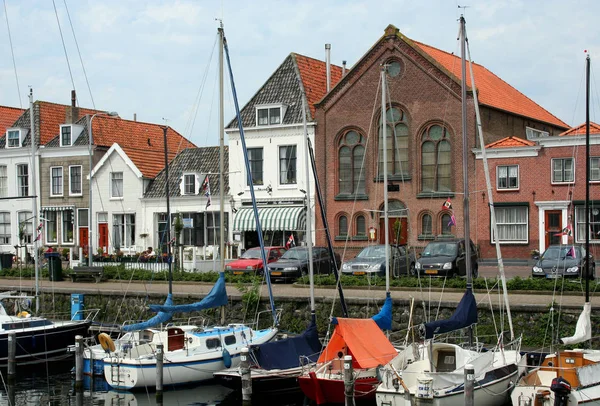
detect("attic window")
(387, 60), (403, 78)
(256, 105), (284, 126)
(7, 130), (21, 148)
(61, 125), (72, 147)
(525, 126), (549, 140)
(184, 174), (196, 195)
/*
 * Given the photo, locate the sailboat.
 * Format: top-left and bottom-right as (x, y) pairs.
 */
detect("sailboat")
(510, 54), (600, 406)
(99, 23), (278, 390)
(375, 15), (522, 406)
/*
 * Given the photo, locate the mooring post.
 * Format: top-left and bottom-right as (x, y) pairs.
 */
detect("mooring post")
(7, 332), (16, 382)
(464, 363), (474, 406)
(344, 355), (354, 406)
(240, 347), (252, 404)
(156, 343), (164, 402)
(75, 335), (84, 391)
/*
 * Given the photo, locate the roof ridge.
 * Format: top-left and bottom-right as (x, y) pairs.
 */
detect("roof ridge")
(292, 52), (343, 69)
(485, 135), (535, 148)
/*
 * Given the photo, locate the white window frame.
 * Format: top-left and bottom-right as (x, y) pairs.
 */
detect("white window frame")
(183, 173), (196, 195)
(112, 213), (136, 249)
(591, 157), (600, 182)
(0, 165), (7, 198)
(0, 212), (10, 245)
(490, 206), (529, 244)
(496, 164), (519, 190)
(525, 126), (549, 140)
(69, 165), (83, 196)
(61, 209), (74, 245)
(6, 129), (21, 148)
(17, 211), (33, 244)
(16, 163), (28, 197)
(551, 158), (575, 184)
(50, 166), (64, 197)
(255, 104), (286, 126)
(60, 125), (72, 147)
(575, 206), (600, 244)
(110, 172), (124, 199)
(45, 210), (58, 244)
(279, 144), (297, 186)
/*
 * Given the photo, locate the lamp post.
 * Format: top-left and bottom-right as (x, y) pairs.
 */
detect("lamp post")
(87, 111), (118, 265)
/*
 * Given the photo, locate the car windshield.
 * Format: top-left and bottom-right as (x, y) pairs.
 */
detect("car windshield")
(542, 246), (577, 260)
(241, 248), (264, 259)
(281, 249), (307, 260)
(422, 242), (457, 257)
(356, 246), (387, 259)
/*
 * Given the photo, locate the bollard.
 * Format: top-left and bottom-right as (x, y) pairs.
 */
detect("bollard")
(240, 347), (252, 405)
(464, 363), (474, 406)
(156, 343), (164, 403)
(75, 335), (84, 391)
(7, 332), (16, 382)
(344, 355), (354, 406)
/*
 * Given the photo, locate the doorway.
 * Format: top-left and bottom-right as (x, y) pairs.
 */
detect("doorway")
(379, 217), (407, 245)
(545, 210), (562, 247)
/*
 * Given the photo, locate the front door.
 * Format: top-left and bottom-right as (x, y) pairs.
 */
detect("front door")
(98, 223), (108, 254)
(545, 210), (562, 247)
(79, 227), (89, 254)
(379, 217), (408, 245)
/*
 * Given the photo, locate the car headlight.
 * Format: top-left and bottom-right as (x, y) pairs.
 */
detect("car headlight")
(246, 265), (254, 270)
(532, 266), (543, 273)
(342, 263), (351, 271)
(283, 267), (298, 271)
(225, 265), (232, 270)
(566, 266), (579, 273)
(443, 262), (452, 270)
(415, 262), (422, 270)
(369, 263), (381, 271)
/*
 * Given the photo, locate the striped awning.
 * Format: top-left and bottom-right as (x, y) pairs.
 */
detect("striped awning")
(41, 205), (75, 212)
(233, 206), (306, 232)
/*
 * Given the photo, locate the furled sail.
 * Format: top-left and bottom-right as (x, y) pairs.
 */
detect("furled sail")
(371, 292), (393, 330)
(122, 293), (173, 332)
(148, 272), (228, 313)
(422, 288), (477, 339)
(561, 302), (592, 345)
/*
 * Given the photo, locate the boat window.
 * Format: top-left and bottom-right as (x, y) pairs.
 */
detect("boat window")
(566, 358), (575, 364)
(224, 335), (236, 345)
(206, 338), (221, 349)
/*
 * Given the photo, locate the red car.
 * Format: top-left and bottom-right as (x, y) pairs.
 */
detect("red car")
(225, 246), (286, 275)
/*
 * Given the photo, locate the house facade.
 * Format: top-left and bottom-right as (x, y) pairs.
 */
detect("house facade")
(313, 24), (570, 261)
(226, 53), (342, 250)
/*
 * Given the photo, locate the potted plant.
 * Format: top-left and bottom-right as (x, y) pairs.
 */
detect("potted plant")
(61, 248), (69, 261)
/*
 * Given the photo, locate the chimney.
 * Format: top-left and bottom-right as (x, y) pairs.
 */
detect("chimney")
(325, 44), (331, 92)
(133, 113), (137, 122)
(342, 60), (347, 76)
(66, 90), (79, 124)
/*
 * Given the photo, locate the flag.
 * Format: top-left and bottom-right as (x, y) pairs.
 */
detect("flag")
(567, 246), (576, 258)
(285, 234), (295, 249)
(34, 222), (43, 242)
(442, 198), (452, 210)
(448, 214), (456, 227)
(554, 224), (573, 237)
(201, 175), (211, 209)
(168, 237), (176, 245)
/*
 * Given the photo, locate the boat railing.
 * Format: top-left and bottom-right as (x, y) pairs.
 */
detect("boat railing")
(251, 308), (283, 330)
(71, 308), (101, 322)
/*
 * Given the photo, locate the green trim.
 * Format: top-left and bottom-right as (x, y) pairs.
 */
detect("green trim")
(334, 235), (349, 241)
(417, 192), (455, 199)
(352, 235), (368, 241)
(335, 194), (369, 201)
(373, 174), (411, 182)
(492, 202), (529, 207)
(418, 234), (436, 241)
(572, 200), (600, 206)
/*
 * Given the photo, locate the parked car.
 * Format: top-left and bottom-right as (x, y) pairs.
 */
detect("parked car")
(268, 246), (341, 283)
(341, 244), (415, 277)
(532, 244), (595, 279)
(415, 238), (479, 278)
(224, 246), (286, 275)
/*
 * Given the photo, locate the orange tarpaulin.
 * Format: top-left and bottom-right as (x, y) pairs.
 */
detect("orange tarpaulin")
(317, 318), (397, 369)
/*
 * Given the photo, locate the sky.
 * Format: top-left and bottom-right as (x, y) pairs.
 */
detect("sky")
(1, 0), (600, 149)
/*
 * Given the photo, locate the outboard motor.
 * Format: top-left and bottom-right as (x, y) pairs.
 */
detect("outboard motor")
(550, 376), (571, 406)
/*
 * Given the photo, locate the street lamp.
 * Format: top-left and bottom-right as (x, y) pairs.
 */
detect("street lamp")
(87, 111), (118, 264)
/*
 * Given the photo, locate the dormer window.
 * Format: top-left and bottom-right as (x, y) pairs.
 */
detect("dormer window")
(61, 125), (72, 146)
(7, 130), (21, 148)
(525, 126), (549, 140)
(184, 174), (196, 195)
(256, 105), (285, 126)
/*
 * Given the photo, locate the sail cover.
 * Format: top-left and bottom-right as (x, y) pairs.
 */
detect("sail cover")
(122, 293), (173, 332)
(148, 272), (228, 313)
(251, 317), (322, 370)
(561, 302), (592, 345)
(371, 292), (393, 330)
(422, 288), (477, 339)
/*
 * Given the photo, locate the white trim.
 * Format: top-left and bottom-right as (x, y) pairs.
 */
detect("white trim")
(41, 145), (89, 158)
(278, 144), (297, 186)
(16, 163), (29, 198)
(182, 173), (197, 196)
(538, 134), (600, 148)
(110, 171), (124, 198)
(525, 126), (549, 139)
(6, 128), (22, 148)
(255, 104), (286, 126)
(496, 164), (519, 191)
(69, 165), (83, 196)
(490, 205), (529, 244)
(473, 145), (541, 159)
(59, 125), (73, 147)
(535, 201), (570, 253)
(225, 121), (316, 136)
(50, 166), (64, 197)
(90, 143), (144, 179)
(551, 157), (575, 184)
(45, 210), (58, 244)
(61, 208), (75, 245)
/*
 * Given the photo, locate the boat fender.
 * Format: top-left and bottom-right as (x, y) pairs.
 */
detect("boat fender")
(98, 333), (116, 353)
(17, 311), (30, 318)
(222, 348), (232, 368)
(188, 337), (193, 344)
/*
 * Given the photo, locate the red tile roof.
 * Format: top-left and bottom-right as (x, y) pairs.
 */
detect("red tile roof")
(92, 116), (196, 178)
(559, 122), (600, 136)
(38, 101), (100, 144)
(0, 105), (26, 134)
(485, 136), (536, 149)
(411, 39), (568, 129)
(294, 54), (343, 118)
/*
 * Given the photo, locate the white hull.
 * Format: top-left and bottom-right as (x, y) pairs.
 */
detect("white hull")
(512, 384), (600, 405)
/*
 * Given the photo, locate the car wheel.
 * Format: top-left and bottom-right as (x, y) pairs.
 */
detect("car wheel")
(408, 263), (416, 277)
(472, 266), (479, 279)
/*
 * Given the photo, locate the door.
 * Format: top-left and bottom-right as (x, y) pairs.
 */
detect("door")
(98, 223), (108, 254)
(379, 217), (408, 245)
(545, 210), (562, 247)
(79, 228), (89, 254)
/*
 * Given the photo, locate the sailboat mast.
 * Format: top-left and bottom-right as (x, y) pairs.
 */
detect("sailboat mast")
(381, 67), (390, 293)
(585, 54), (590, 302)
(218, 23), (226, 325)
(162, 126), (173, 295)
(29, 89), (40, 312)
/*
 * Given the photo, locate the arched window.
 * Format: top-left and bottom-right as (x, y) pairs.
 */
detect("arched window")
(356, 215), (366, 237)
(338, 130), (365, 195)
(421, 213), (432, 237)
(338, 215), (348, 237)
(378, 107), (408, 178)
(441, 213), (452, 235)
(421, 124), (451, 192)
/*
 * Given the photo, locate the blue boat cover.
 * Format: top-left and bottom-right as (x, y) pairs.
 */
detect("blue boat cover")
(122, 293), (173, 332)
(331, 292), (393, 331)
(251, 317), (322, 370)
(148, 272), (228, 313)
(422, 288), (477, 339)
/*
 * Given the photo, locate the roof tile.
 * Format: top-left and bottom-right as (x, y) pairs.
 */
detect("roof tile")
(559, 121), (600, 136)
(485, 136), (536, 149)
